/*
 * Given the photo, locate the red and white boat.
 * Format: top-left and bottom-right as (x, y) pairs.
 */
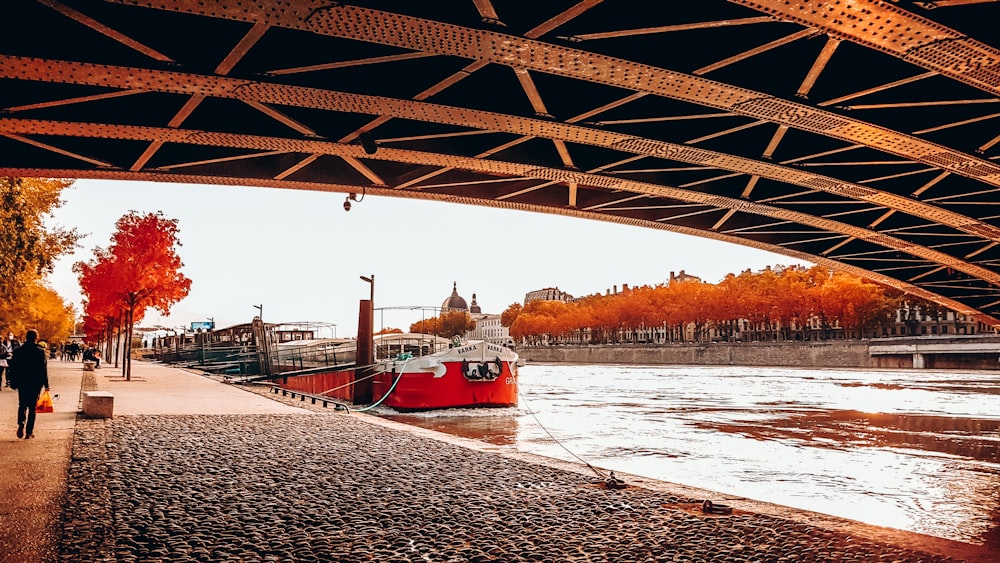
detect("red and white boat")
(371, 339), (519, 411)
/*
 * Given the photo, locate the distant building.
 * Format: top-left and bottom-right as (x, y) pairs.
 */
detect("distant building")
(524, 287), (573, 305)
(885, 305), (980, 337)
(441, 281), (469, 313)
(668, 270), (701, 285)
(466, 313), (513, 347)
(435, 284), (513, 346)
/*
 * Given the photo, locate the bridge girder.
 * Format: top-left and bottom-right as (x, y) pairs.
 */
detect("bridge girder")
(3, 0), (1000, 325)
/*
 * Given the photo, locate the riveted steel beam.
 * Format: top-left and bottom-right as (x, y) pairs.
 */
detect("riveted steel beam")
(5, 0), (998, 326)
(734, 0), (1000, 97)
(2, 116), (997, 288)
(4, 56), (999, 244)
(1, 163), (992, 325)
(114, 1), (1000, 190)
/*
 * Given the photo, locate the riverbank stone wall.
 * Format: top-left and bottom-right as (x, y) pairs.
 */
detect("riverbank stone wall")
(520, 342), (876, 367)
(518, 341), (1000, 370)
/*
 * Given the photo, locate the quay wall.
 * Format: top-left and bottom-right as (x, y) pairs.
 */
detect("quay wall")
(276, 368), (358, 402)
(518, 341), (1000, 370)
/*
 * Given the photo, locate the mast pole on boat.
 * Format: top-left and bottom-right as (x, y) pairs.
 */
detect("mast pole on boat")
(355, 275), (375, 404)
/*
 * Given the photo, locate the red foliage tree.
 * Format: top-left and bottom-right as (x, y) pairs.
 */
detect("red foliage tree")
(74, 211), (191, 380)
(75, 247), (123, 355)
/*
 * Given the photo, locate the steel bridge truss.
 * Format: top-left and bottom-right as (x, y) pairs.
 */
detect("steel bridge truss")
(3, 0), (1000, 325)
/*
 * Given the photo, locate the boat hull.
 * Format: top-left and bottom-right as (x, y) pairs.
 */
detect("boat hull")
(371, 342), (518, 411)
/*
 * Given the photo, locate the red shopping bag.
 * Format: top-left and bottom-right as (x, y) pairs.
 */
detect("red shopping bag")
(35, 390), (54, 413)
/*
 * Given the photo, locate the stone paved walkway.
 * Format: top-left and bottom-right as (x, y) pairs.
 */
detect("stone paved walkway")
(0, 358), (307, 563)
(1, 359), (996, 562)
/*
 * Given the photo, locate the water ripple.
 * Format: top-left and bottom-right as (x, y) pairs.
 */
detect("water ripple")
(378, 364), (1000, 546)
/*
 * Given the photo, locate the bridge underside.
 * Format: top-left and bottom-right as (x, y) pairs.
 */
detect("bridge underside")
(3, 0), (1000, 325)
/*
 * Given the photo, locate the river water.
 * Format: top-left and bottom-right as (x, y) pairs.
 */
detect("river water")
(374, 364), (1000, 546)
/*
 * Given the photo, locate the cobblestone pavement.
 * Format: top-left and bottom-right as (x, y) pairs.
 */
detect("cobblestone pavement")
(60, 407), (967, 563)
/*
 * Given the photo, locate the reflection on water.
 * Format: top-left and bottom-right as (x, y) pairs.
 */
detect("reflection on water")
(376, 365), (1000, 546)
(380, 410), (520, 446)
(698, 410), (1000, 463)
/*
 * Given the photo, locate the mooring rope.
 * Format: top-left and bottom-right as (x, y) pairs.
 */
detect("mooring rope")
(515, 364), (608, 481)
(315, 362), (380, 395)
(355, 358), (409, 412)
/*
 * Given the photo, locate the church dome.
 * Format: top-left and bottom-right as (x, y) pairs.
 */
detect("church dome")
(441, 282), (468, 312)
(470, 293), (481, 314)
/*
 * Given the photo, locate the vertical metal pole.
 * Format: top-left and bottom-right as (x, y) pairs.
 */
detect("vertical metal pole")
(354, 299), (374, 404)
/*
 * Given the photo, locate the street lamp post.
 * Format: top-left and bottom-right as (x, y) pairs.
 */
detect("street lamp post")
(360, 274), (375, 339)
(359, 275), (374, 304)
(360, 274), (375, 341)
(252, 304), (262, 319)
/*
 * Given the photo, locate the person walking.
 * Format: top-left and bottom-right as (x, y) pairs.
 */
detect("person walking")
(8, 329), (49, 439)
(1, 332), (20, 388)
(0, 345), (7, 389)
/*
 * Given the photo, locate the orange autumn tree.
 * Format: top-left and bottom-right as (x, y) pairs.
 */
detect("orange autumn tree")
(0, 177), (79, 303)
(74, 211), (191, 381)
(0, 177), (80, 338)
(25, 283), (77, 343)
(410, 310), (476, 339)
(409, 317), (440, 335)
(0, 281), (78, 343)
(500, 302), (522, 328)
(815, 272), (898, 339)
(502, 265), (918, 345)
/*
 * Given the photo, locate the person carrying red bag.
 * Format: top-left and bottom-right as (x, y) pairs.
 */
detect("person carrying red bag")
(8, 329), (50, 439)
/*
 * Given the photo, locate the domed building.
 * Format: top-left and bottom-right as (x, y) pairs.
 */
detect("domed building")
(441, 282), (514, 347)
(440, 282), (469, 313)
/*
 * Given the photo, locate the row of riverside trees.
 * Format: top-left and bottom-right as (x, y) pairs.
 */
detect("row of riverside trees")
(409, 311), (477, 339)
(0, 178), (80, 341)
(501, 265), (944, 345)
(74, 211), (191, 380)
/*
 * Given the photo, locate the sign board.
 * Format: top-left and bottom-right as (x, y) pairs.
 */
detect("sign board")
(190, 321), (215, 331)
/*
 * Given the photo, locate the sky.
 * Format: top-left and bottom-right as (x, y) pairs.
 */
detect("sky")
(44, 179), (812, 337)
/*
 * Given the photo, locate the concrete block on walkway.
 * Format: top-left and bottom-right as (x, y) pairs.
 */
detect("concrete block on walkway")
(82, 391), (114, 418)
(83, 361), (96, 371)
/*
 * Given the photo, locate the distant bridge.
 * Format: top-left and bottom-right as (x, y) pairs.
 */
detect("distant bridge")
(4, 1), (1000, 326)
(869, 336), (1000, 368)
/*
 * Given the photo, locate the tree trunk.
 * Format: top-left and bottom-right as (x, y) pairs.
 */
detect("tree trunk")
(117, 315), (124, 372)
(125, 305), (133, 381)
(104, 321), (115, 370)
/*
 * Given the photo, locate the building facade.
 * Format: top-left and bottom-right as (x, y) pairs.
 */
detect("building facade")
(437, 283), (514, 346)
(524, 287), (574, 304)
(466, 313), (514, 347)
